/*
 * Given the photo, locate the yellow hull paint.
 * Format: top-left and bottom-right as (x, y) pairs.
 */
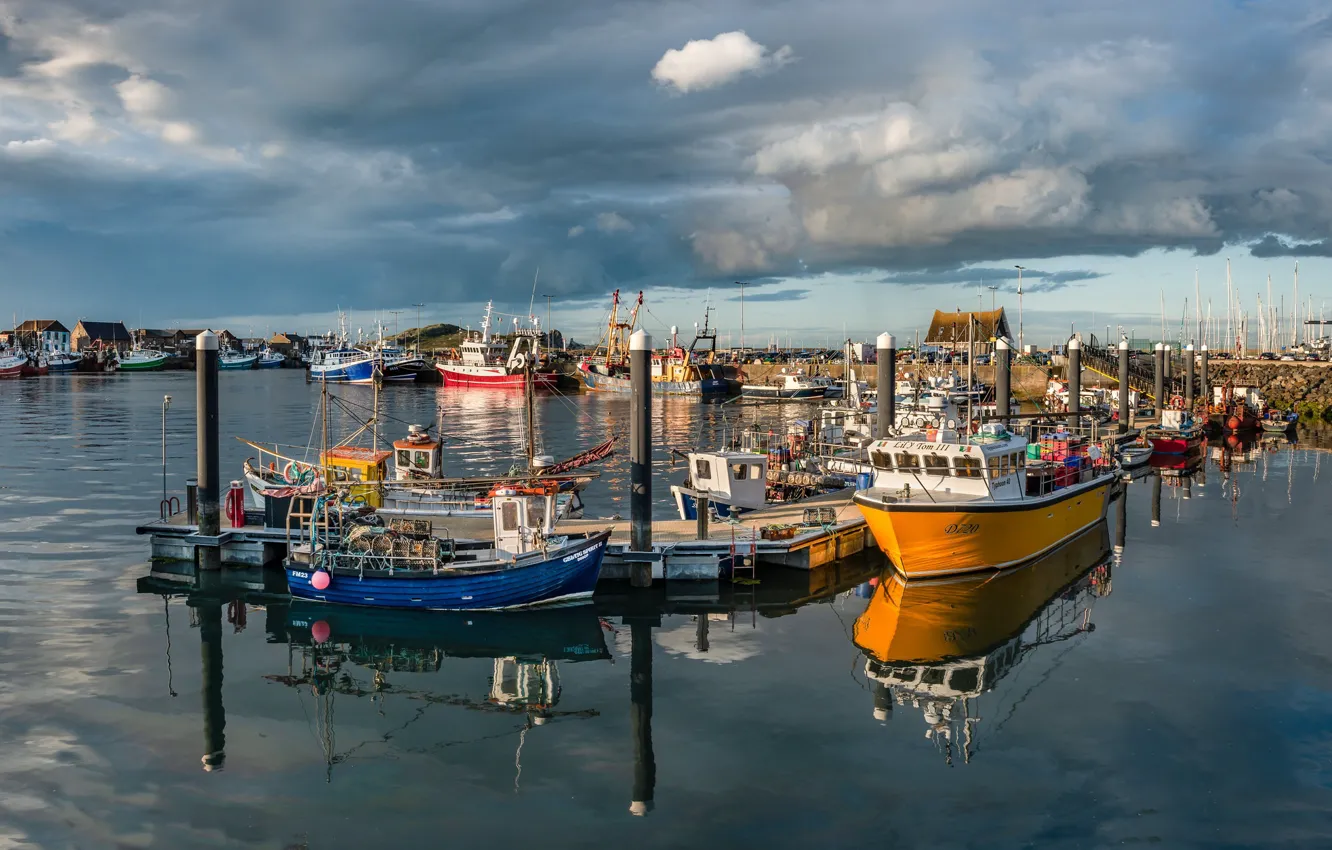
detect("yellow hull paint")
(857, 477), (1114, 578)
(853, 522), (1112, 663)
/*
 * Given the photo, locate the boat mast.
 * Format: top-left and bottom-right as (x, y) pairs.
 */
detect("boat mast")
(967, 312), (974, 430)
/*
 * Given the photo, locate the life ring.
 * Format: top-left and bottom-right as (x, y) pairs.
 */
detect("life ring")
(1169, 395), (1186, 410)
(283, 461), (315, 485)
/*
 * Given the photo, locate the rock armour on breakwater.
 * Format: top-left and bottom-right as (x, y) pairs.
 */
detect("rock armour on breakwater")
(1209, 363), (1332, 420)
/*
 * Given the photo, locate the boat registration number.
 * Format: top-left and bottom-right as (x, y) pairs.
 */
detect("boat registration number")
(291, 571), (309, 579)
(944, 523), (979, 535)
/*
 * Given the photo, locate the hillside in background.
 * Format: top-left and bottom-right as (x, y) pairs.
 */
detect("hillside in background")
(388, 324), (464, 351)
(390, 325), (569, 352)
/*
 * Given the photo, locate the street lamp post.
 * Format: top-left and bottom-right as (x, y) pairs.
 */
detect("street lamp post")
(734, 281), (749, 361)
(542, 294), (555, 347)
(1014, 266), (1025, 353)
(411, 303), (424, 352)
(988, 285), (998, 314)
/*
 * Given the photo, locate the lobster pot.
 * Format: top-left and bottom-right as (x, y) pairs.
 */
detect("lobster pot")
(391, 536), (440, 568)
(388, 518), (432, 539)
(345, 525), (377, 553)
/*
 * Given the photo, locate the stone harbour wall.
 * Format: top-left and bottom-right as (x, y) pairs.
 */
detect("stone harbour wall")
(1208, 362), (1332, 420)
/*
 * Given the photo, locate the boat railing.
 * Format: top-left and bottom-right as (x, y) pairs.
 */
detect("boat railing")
(319, 542), (458, 577)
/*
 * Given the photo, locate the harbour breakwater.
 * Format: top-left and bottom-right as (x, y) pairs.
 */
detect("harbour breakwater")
(1208, 362), (1332, 419)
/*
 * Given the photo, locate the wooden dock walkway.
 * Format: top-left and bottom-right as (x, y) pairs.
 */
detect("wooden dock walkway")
(136, 489), (872, 580)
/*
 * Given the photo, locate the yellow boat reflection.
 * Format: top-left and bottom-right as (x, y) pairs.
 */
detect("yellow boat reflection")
(852, 520), (1113, 764)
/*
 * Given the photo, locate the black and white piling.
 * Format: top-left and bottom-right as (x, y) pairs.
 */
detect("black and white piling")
(629, 329), (652, 587)
(995, 337), (1011, 421)
(196, 331), (221, 570)
(1163, 344), (1173, 389)
(1153, 343), (1165, 412)
(199, 588), (226, 771)
(876, 333), (895, 437)
(1151, 474), (1162, 528)
(1067, 336), (1081, 429)
(1115, 485), (1127, 555)
(629, 617), (656, 816)
(1199, 344), (1209, 405)
(1118, 339), (1130, 434)
(1185, 344), (1195, 409)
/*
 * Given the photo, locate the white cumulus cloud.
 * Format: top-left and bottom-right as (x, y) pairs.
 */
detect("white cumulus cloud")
(651, 31), (793, 94)
(595, 211), (634, 233)
(567, 225), (585, 238)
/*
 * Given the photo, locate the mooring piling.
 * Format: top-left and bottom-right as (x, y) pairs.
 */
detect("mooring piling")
(629, 329), (653, 588)
(995, 337), (1011, 421)
(1067, 337), (1081, 429)
(876, 333), (895, 437)
(1184, 344), (1195, 409)
(1152, 475), (1162, 527)
(1163, 344), (1173, 389)
(199, 593), (226, 771)
(629, 617), (657, 816)
(1199, 344), (1209, 404)
(196, 331), (221, 570)
(1153, 343), (1165, 411)
(1117, 339), (1130, 434)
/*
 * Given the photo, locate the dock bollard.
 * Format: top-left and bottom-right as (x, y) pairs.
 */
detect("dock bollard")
(196, 331), (221, 570)
(1117, 339), (1129, 435)
(1184, 344), (1195, 409)
(995, 337), (1011, 422)
(876, 333), (895, 438)
(1153, 343), (1164, 413)
(1067, 337), (1081, 430)
(186, 477), (198, 525)
(629, 329), (652, 587)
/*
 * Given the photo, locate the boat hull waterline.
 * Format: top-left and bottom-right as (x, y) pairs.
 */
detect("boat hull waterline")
(286, 531), (610, 610)
(436, 364), (558, 389)
(854, 476), (1115, 578)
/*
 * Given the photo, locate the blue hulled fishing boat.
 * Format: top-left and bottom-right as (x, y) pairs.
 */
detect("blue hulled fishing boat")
(309, 347), (376, 383)
(286, 487), (610, 610)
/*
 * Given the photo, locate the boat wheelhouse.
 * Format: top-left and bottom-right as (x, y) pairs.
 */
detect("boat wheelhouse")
(579, 294), (733, 395)
(670, 450), (769, 520)
(741, 369), (831, 399)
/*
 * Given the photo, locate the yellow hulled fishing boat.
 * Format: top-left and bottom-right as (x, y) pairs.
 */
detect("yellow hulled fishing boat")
(852, 423), (1116, 577)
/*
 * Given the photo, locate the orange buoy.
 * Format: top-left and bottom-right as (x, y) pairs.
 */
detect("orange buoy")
(1227, 415), (1241, 431)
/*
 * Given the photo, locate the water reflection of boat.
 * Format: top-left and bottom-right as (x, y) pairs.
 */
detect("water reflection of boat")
(852, 521), (1113, 764)
(285, 601), (612, 662)
(270, 602), (611, 781)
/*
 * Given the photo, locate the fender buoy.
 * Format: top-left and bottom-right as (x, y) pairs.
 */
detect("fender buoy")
(1170, 395), (1186, 410)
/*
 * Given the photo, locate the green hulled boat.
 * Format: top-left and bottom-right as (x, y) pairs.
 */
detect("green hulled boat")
(117, 348), (170, 372)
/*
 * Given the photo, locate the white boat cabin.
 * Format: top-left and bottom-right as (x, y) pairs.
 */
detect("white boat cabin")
(491, 488), (560, 560)
(684, 450), (768, 510)
(392, 424), (442, 481)
(1213, 384), (1264, 408)
(864, 426), (1032, 502)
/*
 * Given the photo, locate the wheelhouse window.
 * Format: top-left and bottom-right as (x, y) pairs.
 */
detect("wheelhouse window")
(731, 464), (748, 480)
(695, 458), (712, 481)
(413, 451), (431, 470)
(870, 450), (894, 470)
(956, 456), (982, 478)
(923, 454), (951, 476)
(501, 501), (520, 531)
(750, 465), (763, 480)
(894, 452), (921, 472)
(396, 449), (410, 467)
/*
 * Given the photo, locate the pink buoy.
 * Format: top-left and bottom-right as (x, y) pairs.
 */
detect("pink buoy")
(311, 570), (331, 591)
(311, 620), (331, 644)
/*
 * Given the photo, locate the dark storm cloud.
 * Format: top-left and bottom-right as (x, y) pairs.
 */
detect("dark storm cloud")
(726, 288), (809, 302)
(1246, 235), (1332, 258)
(876, 267), (1106, 290)
(0, 0), (1329, 323)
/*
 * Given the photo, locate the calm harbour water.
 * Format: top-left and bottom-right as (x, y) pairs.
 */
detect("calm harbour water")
(1, 370), (1331, 848)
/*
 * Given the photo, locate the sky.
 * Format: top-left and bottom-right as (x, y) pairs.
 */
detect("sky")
(2, 0), (1332, 347)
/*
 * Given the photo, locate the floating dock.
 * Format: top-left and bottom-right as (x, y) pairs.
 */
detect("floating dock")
(136, 489), (870, 581)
